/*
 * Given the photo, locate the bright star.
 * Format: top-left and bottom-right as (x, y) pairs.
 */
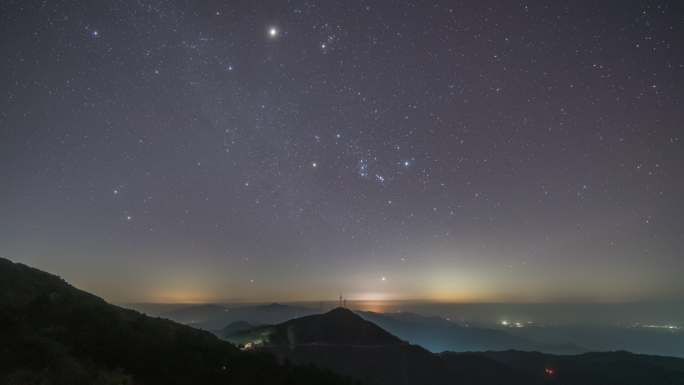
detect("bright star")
(268, 26), (279, 38)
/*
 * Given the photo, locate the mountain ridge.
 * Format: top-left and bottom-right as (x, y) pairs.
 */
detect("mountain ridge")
(161, 301), (318, 330)
(4, 257), (684, 385)
(225, 306), (684, 385)
(356, 309), (585, 354)
(0, 257), (357, 385)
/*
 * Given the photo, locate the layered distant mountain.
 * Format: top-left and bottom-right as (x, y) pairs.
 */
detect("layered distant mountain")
(506, 323), (684, 358)
(211, 305), (583, 354)
(357, 310), (584, 354)
(225, 308), (684, 385)
(165, 302), (682, 357)
(161, 302), (318, 330)
(225, 308), (537, 385)
(0, 258), (356, 385)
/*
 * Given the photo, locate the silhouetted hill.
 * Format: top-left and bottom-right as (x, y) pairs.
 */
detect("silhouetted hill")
(271, 308), (404, 346)
(225, 308), (535, 385)
(0, 258), (357, 385)
(227, 309), (684, 385)
(226, 308), (403, 347)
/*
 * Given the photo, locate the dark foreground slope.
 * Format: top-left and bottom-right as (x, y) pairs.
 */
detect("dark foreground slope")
(0, 258), (356, 385)
(460, 350), (684, 385)
(227, 308), (684, 385)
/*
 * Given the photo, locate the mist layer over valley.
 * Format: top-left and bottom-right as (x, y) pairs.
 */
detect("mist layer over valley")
(128, 300), (684, 358)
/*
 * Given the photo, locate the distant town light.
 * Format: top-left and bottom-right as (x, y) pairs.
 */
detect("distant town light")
(640, 324), (680, 330)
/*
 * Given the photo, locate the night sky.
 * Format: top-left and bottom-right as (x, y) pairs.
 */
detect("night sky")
(2, 1), (683, 304)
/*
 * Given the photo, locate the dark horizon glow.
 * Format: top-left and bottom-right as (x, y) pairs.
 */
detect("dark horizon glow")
(2, 1), (683, 304)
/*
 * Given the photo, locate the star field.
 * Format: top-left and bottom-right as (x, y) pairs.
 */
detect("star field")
(1, 1), (683, 303)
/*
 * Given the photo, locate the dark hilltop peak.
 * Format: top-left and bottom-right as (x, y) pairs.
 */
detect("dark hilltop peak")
(261, 307), (404, 347)
(324, 306), (359, 318)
